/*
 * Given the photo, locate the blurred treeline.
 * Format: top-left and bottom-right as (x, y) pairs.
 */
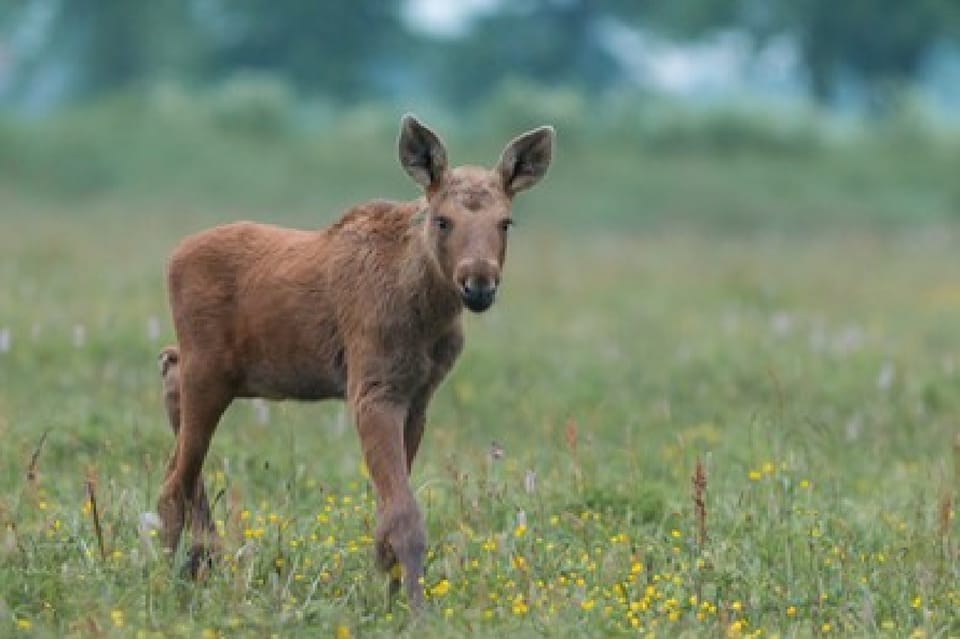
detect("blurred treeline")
(2, 0), (959, 110)
(0, 0), (958, 227)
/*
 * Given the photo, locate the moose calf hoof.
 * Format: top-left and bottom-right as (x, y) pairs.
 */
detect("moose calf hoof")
(406, 581), (426, 613)
(182, 545), (214, 580)
(386, 575), (402, 611)
(375, 537), (398, 573)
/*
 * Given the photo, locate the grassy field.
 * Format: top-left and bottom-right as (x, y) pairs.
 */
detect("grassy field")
(1, 113), (959, 638)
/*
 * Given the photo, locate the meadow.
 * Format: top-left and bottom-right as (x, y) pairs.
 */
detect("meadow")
(1, 103), (959, 637)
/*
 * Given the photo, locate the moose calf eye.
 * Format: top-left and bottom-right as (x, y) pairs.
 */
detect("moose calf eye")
(499, 219), (514, 232)
(434, 216), (452, 232)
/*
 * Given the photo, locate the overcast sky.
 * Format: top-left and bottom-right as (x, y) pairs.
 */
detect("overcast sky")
(403, 0), (499, 37)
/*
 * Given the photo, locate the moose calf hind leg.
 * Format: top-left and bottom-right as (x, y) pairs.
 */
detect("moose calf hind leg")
(159, 347), (216, 538)
(157, 366), (232, 575)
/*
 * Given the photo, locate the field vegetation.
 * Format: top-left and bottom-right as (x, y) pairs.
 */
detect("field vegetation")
(1, 96), (959, 637)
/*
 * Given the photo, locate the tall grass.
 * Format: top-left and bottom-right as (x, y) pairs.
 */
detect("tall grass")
(1, 93), (959, 637)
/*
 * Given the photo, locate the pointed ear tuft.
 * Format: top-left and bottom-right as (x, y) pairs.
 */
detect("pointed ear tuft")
(398, 114), (448, 191)
(496, 125), (554, 196)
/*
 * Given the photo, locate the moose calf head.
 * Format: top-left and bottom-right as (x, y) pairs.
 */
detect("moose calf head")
(399, 115), (554, 312)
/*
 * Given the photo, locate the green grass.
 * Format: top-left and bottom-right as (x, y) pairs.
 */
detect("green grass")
(1, 112), (959, 637)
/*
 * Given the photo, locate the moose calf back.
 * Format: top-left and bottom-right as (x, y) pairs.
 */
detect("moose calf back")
(168, 221), (358, 401)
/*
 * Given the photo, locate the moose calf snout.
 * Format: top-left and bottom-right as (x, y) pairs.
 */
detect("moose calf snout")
(456, 260), (500, 313)
(461, 279), (497, 313)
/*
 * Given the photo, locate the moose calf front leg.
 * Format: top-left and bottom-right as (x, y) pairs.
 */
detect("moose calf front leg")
(355, 394), (426, 610)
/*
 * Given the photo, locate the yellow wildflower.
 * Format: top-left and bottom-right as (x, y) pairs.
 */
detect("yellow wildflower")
(512, 594), (528, 616)
(110, 609), (124, 628)
(430, 579), (451, 597)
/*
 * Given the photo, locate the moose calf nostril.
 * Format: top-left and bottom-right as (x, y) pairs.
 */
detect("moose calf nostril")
(459, 279), (497, 313)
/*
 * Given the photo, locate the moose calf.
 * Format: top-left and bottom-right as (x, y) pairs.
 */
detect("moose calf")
(156, 115), (554, 607)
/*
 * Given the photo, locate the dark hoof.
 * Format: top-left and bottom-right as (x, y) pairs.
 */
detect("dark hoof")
(182, 545), (214, 580)
(406, 583), (425, 613)
(387, 576), (401, 611)
(375, 539), (397, 573)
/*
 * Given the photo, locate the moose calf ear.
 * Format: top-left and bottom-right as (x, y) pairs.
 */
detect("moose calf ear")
(497, 125), (554, 196)
(398, 114), (448, 191)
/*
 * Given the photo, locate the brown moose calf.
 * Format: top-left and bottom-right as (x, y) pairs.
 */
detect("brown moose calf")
(156, 115), (554, 608)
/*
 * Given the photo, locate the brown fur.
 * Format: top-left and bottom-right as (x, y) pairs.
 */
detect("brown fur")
(156, 115), (553, 608)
